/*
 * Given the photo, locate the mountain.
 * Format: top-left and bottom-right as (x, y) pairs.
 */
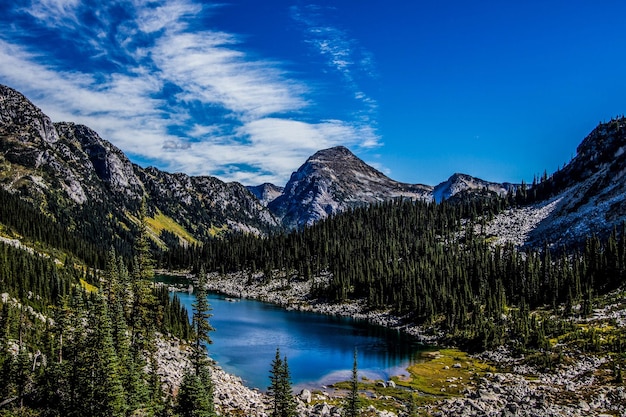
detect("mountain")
(432, 173), (516, 202)
(246, 183), (284, 206)
(265, 147), (518, 229)
(4, 82), (626, 249)
(267, 146), (433, 229)
(0, 84), (279, 255)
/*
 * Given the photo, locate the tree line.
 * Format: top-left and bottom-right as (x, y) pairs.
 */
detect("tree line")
(186, 195), (625, 351)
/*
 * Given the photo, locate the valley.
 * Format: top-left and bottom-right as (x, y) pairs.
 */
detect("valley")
(1, 83), (625, 416)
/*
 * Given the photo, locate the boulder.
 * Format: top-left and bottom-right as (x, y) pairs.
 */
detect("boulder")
(300, 389), (312, 404)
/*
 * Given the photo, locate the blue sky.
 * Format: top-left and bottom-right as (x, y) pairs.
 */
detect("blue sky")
(1, 0), (625, 186)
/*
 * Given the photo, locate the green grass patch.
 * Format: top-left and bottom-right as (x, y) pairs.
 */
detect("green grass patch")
(327, 348), (494, 414)
(397, 348), (493, 397)
(207, 224), (229, 237)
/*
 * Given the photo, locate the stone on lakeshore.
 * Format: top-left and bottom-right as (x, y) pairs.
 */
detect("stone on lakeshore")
(300, 389), (312, 403)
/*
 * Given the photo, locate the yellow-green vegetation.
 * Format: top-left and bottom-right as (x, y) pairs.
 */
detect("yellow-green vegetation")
(144, 210), (198, 246)
(329, 380), (407, 412)
(396, 349), (493, 397)
(79, 278), (98, 293)
(208, 223), (229, 237)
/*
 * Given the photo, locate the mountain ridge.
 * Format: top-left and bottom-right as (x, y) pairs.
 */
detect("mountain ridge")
(3, 83), (626, 249)
(0, 84), (279, 254)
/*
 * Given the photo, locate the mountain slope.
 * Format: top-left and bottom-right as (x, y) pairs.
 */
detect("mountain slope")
(268, 146), (433, 228)
(525, 117), (626, 246)
(0, 84), (279, 255)
(480, 117), (626, 248)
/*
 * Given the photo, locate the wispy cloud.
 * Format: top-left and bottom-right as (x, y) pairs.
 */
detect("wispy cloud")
(151, 30), (309, 120)
(23, 0), (81, 29)
(0, 0), (382, 185)
(291, 3), (379, 119)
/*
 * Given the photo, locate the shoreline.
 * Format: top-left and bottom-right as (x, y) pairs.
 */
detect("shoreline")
(161, 270), (626, 417)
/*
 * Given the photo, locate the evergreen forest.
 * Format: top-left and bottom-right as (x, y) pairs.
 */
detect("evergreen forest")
(1, 181), (626, 415)
(0, 200), (202, 416)
(190, 194), (626, 352)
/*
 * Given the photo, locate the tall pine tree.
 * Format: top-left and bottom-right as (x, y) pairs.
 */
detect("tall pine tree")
(176, 266), (215, 417)
(344, 347), (360, 417)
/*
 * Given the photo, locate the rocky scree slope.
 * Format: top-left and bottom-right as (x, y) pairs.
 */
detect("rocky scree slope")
(482, 117), (626, 248)
(525, 117), (626, 247)
(0, 84), (279, 247)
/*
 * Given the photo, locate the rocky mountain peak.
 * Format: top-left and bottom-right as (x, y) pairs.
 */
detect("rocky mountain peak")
(0, 84), (59, 145)
(268, 146), (432, 229)
(432, 172), (517, 203)
(246, 183), (284, 207)
(303, 146), (387, 180)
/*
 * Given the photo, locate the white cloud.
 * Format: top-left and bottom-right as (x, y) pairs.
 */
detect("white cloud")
(135, 0), (202, 33)
(291, 4), (379, 127)
(24, 0), (81, 28)
(0, 0), (383, 185)
(151, 30), (309, 120)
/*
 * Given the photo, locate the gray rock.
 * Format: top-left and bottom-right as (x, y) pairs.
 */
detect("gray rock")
(299, 389), (311, 404)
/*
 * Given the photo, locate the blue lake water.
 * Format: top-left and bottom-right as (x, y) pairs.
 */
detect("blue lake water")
(174, 290), (425, 391)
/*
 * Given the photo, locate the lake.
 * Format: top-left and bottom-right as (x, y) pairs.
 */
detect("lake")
(174, 289), (424, 391)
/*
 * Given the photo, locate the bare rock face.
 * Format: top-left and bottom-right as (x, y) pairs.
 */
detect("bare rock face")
(0, 85), (58, 145)
(55, 122), (143, 198)
(268, 146), (432, 229)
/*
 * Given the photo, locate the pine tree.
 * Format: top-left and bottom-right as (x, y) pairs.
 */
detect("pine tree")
(176, 266), (216, 417)
(279, 356), (296, 417)
(268, 347), (296, 417)
(128, 198), (163, 414)
(344, 348), (360, 417)
(130, 198), (158, 352)
(176, 371), (215, 417)
(83, 297), (127, 417)
(192, 266), (214, 374)
(268, 348), (284, 417)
